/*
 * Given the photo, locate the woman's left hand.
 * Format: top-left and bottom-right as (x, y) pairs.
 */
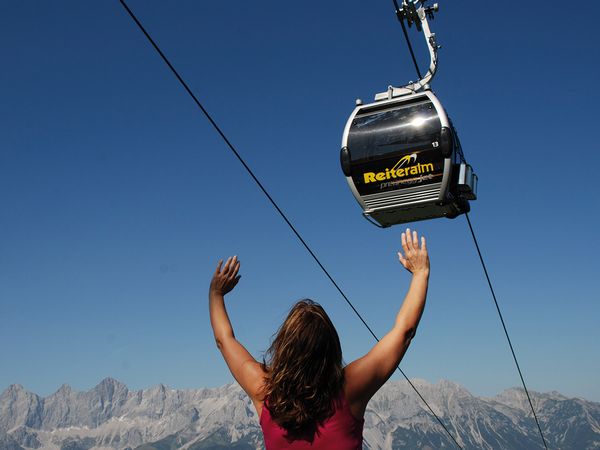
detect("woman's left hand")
(210, 256), (241, 296)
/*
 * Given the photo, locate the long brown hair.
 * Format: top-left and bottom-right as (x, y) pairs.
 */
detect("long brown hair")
(262, 299), (344, 440)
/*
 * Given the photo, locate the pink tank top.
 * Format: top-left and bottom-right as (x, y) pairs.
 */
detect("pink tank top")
(260, 391), (364, 450)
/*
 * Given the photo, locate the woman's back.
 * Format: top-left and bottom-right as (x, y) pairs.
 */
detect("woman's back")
(260, 390), (363, 450)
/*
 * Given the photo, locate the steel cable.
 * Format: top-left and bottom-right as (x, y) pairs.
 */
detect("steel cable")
(392, 0), (424, 80)
(465, 213), (548, 449)
(389, 2), (548, 447)
(118, 1), (463, 447)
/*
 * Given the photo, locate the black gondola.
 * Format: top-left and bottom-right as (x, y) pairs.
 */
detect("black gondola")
(340, 1), (477, 228)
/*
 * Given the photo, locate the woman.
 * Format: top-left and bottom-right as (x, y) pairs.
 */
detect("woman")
(208, 228), (429, 449)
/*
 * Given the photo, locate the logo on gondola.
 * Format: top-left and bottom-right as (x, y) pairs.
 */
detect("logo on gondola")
(396, 153), (417, 167)
(363, 153), (434, 184)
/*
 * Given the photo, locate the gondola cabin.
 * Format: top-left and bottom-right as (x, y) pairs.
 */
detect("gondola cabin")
(340, 90), (477, 227)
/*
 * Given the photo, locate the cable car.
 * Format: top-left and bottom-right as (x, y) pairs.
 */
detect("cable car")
(340, 0), (477, 227)
(340, 90), (477, 227)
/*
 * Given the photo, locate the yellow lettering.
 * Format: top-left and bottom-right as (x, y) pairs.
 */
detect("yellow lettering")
(363, 159), (435, 185)
(364, 172), (376, 183)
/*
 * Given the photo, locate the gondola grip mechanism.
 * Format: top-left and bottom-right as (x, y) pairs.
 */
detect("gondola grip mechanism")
(383, 1), (440, 99)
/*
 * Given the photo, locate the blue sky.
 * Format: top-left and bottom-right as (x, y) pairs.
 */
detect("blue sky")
(1, 0), (599, 402)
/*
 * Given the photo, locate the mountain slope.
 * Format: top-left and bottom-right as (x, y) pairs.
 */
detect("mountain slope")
(1, 378), (599, 450)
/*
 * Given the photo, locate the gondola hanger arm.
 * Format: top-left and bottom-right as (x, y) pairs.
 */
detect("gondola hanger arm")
(377, 0), (440, 101)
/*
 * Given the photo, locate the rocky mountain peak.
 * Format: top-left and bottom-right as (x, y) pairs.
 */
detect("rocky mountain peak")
(1, 384), (26, 399)
(55, 384), (72, 394)
(95, 377), (127, 390)
(92, 377), (129, 401)
(1, 379), (598, 450)
(7, 384), (25, 393)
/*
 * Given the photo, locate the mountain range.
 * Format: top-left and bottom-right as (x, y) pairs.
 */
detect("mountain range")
(1, 377), (599, 449)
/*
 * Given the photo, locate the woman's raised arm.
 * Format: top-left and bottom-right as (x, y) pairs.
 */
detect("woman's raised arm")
(209, 256), (264, 408)
(344, 229), (430, 417)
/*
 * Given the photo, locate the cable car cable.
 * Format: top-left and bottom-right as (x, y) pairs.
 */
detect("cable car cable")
(343, 1), (546, 445)
(347, 0), (545, 446)
(392, 0), (423, 80)
(352, 0), (548, 442)
(465, 213), (548, 449)
(117, 1), (463, 447)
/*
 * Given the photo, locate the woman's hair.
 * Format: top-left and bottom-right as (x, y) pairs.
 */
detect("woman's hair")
(262, 299), (344, 440)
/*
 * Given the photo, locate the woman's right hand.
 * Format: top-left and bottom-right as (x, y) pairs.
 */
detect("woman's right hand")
(397, 228), (429, 275)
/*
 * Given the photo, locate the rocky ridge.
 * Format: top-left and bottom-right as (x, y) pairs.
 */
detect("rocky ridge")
(1, 378), (599, 449)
